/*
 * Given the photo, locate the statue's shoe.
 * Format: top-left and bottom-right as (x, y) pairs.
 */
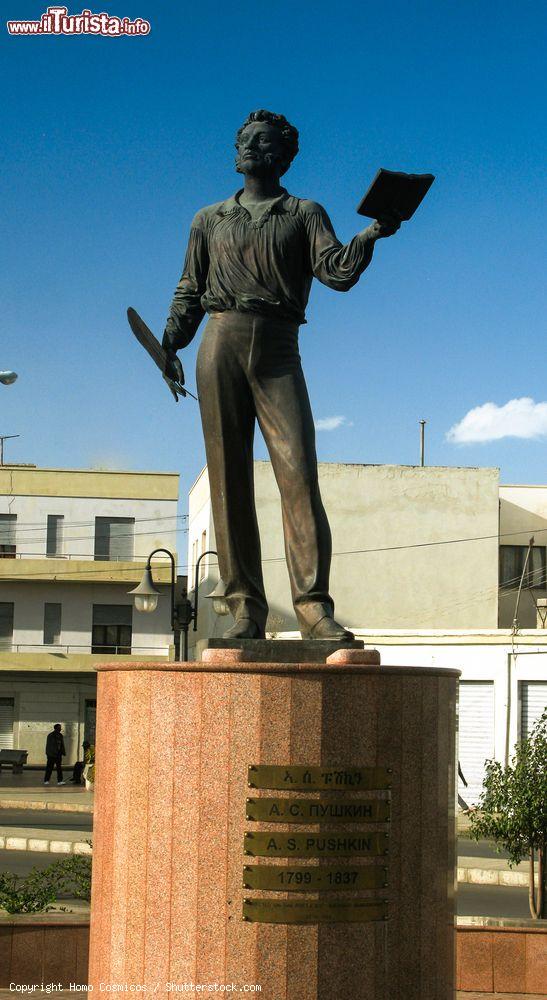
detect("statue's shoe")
(301, 616), (355, 642)
(222, 618), (265, 640)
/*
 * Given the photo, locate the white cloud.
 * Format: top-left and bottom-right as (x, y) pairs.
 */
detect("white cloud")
(447, 397), (547, 444)
(314, 415), (352, 432)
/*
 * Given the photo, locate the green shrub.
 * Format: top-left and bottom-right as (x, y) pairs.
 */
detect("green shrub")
(0, 848), (93, 913)
(48, 852), (92, 901)
(0, 869), (58, 913)
(470, 710), (547, 918)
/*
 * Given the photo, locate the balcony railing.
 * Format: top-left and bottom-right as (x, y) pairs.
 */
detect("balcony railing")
(0, 551), (172, 562)
(0, 642), (171, 655)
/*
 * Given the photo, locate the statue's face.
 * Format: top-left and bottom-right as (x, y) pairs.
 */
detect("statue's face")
(235, 121), (285, 176)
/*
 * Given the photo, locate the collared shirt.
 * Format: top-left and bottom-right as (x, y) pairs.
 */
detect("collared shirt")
(164, 188), (374, 348)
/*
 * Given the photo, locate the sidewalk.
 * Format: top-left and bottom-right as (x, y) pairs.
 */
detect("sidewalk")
(457, 812), (530, 888)
(0, 782), (533, 889)
(0, 772), (93, 813)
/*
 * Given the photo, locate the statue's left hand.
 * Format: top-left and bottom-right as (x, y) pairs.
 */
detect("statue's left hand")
(362, 211), (402, 240)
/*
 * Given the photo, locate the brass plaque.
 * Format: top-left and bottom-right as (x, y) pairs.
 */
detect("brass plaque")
(242, 898), (388, 924)
(246, 797), (390, 823)
(244, 832), (389, 858)
(248, 765), (392, 791)
(243, 864), (388, 891)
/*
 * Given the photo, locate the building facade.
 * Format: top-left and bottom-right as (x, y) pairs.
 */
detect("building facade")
(0, 465), (180, 764)
(187, 462), (502, 645)
(187, 461), (547, 803)
(499, 484), (547, 628)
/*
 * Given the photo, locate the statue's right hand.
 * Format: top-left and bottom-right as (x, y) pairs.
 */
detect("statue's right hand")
(164, 349), (184, 388)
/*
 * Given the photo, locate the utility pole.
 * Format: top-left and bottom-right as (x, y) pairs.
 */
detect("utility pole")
(513, 537), (535, 631)
(419, 420), (426, 467)
(0, 434), (20, 466)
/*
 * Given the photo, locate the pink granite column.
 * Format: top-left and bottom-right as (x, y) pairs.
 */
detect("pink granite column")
(88, 659), (458, 999)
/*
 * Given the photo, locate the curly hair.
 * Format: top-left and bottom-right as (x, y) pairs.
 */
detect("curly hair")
(235, 110), (299, 175)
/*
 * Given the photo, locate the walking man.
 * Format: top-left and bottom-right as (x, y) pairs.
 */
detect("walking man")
(44, 723), (66, 785)
(163, 110), (400, 641)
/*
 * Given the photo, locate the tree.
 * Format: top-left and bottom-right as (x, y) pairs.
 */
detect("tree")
(469, 710), (547, 919)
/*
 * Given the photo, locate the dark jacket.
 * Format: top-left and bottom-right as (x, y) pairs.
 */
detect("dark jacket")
(45, 731), (66, 758)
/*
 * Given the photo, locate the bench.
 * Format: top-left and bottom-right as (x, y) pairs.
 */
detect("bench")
(0, 749), (29, 774)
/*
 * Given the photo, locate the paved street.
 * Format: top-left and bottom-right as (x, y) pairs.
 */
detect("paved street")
(0, 849), (532, 919)
(457, 837), (510, 860)
(457, 883), (531, 919)
(0, 793), (536, 922)
(0, 808), (92, 830)
(0, 847), (75, 875)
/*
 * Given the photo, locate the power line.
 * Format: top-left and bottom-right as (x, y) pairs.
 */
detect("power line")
(401, 568), (547, 624)
(3, 553), (546, 631)
(2, 515), (546, 583)
(183, 525), (547, 573)
(0, 513), (188, 533)
(4, 519), (547, 559)
(6, 539), (547, 584)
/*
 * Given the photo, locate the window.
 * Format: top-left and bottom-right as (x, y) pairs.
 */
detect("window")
(94, 517), (135, 561)
(92, 604), (132, 654)
(0, 697), (15, 750)
(46, 515), (64, 557)
(0, 514), (16, 558)
(500, 545), (546, 590)
(0, 603), (14, 650)
(43, 603), (62, 645)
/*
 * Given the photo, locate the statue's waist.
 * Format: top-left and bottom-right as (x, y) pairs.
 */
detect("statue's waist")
(207, 310), (301, 336)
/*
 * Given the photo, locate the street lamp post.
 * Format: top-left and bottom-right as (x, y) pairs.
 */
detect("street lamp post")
(129, 546), (178, 648)
(130, 547), (228, 661)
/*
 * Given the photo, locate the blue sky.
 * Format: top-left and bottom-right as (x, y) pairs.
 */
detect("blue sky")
(2, 0), (546, 512)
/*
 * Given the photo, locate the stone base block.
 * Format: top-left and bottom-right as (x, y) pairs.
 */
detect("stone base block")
(89, 660), (458, 999)
(202, 638), (366, 662)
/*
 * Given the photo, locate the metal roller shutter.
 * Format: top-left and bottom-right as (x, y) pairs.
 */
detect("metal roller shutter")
(458, 681), (495, 807)
(521, 681), (547, 739)
(0, 697), (15, 749)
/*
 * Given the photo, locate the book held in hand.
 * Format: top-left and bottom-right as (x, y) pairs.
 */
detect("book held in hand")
(357, 168), (435, 221)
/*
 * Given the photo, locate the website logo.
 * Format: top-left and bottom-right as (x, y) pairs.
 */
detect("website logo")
(7, 6), (151, 36)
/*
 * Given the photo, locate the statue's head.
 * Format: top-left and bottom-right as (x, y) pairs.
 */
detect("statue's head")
(235, 110), (299, 178)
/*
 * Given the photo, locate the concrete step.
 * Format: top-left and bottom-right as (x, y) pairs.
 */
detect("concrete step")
(0, 824), (535, 887)
(0, 825), (92, 855)
(458, 856), (534, 888)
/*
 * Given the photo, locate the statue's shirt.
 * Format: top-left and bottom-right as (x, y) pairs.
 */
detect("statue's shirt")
(165, 189), (373, 348)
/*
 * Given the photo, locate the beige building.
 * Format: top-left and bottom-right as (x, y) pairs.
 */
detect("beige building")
(0, 465), (180, 764)
(499, 484), (547, 628)
(188, 462), (501, 645)
(187, 462), (547, 802)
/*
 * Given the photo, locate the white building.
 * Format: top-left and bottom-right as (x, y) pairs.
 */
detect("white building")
(187, 462), (547, 804)
(0, 465), (180, 764)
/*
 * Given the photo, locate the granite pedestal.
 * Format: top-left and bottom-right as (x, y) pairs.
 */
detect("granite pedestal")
(203, 638), (367, 662)
(88, 652), (459, 999)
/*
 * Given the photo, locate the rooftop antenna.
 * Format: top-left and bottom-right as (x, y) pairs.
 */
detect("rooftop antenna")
(0, 434), (20, 466)
(419, 420), (426, 467)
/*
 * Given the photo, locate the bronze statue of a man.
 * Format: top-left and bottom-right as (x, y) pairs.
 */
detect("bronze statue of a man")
(163, 110), (400, 641)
